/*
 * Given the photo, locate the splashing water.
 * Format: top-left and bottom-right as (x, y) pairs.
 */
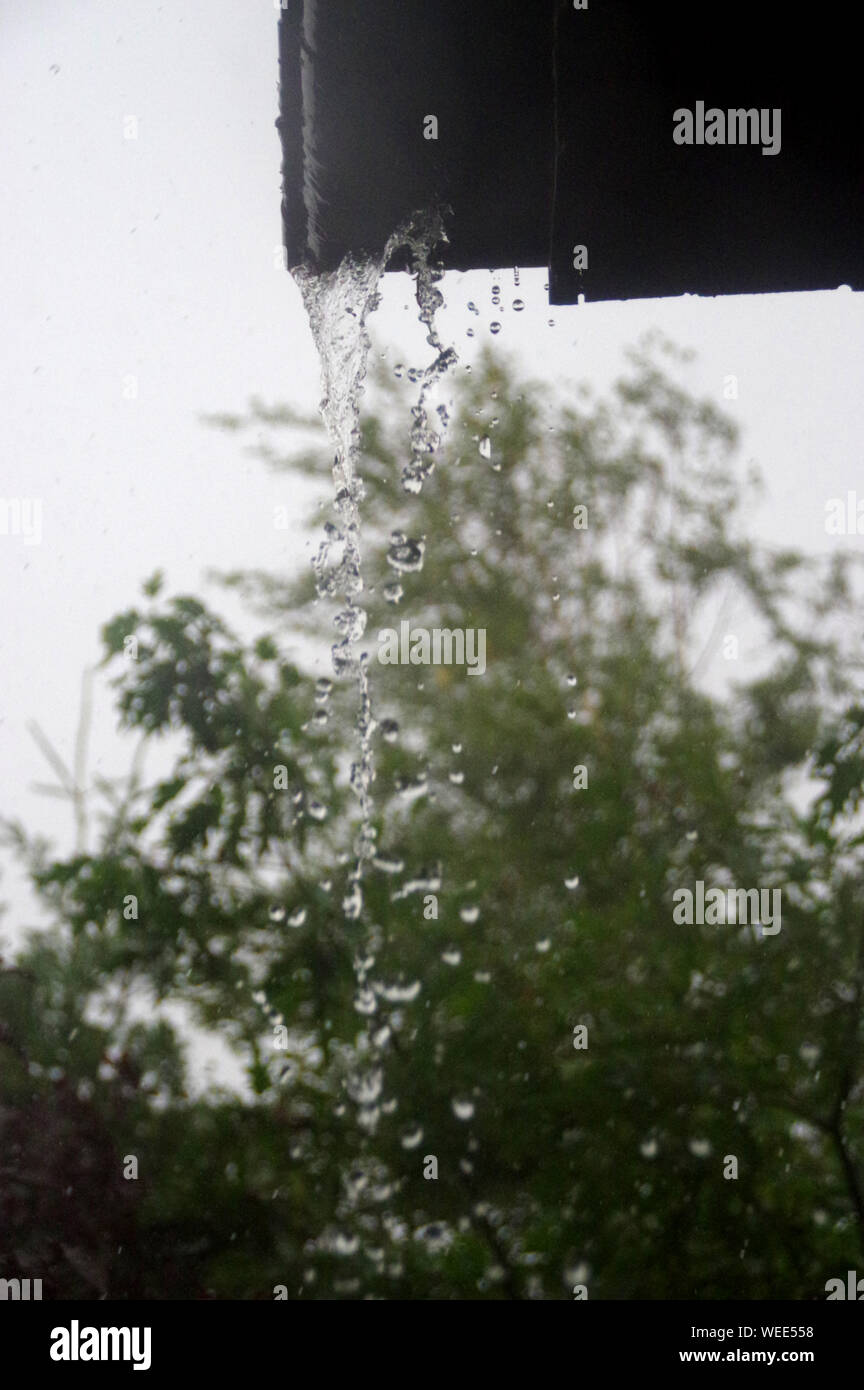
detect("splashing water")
(292, 210), (456, 922)
(292, 212), (457, 1193)
(292, 252), (382, 906)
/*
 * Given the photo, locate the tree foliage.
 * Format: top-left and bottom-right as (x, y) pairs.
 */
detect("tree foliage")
(3, 335), (864, 1299)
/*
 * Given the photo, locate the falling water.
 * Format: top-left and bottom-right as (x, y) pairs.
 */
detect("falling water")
(290, 215), (457, 1266)
(292, 251), (382, 917)
(292, 210), (456, 924)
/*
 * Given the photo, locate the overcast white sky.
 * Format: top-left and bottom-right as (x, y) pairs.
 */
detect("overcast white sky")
(2, 0), (863, 949)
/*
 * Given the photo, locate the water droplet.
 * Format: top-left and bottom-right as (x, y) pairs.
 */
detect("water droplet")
(689, 1138), (712, 1158)
(566, 674), (578, 687)
(393, 363), (404, 378)
(269, 905), (286, 922)
(386, 535), (425, 573)
(478, 435), (492, 459)
(342, 883), (363, 919)
(452, 742), (462, 753)
(392, 864), (442, 899)
(307, 800), (327, 821)
(288, 907), (307, 927)
(416, 1222), (451, 1253)
(348, 1069), (383, 1105)
(452, 1097), (475, 1121)
(334, 606), (367, 641)
(354, 987), (377, 1015)
(640, 1138), (658, 1159)
(535, 938), (551, 953)
(400, 1125), (424, 1149)
(448, 770), (465, 785)
(512, 298), (525, 311)
(489, 322), (502, 335)
(383, 581), (403, 604)
(459, 905), (480, 924)
(564, 874), (580, 890)
(373, 852), (404, 874)
(442, 948), (462, 966)
(380, 980), (422, 1003)
(395, 773), (429, 803)
(380, 718), (399, 743)
(315, 677), (333, 700)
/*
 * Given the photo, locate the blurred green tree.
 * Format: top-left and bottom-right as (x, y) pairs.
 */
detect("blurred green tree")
(4, 334), (864, 1299)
